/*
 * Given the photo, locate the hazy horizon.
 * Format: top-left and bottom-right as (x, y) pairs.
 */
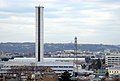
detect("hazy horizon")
(0, 41), (119, 45)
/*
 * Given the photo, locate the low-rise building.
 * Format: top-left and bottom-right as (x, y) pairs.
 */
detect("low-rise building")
(1, 57), (85, 74)
(107, 66), (120, 75)
(0, 66), (58, 81)
(105, 54), (120, 66)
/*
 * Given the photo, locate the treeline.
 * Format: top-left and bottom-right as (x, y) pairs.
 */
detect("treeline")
(0, 43), (119, 53)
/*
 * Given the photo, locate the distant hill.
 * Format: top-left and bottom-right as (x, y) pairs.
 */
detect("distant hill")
(0, 43), (119, 53)
(0, 42), (35, 53)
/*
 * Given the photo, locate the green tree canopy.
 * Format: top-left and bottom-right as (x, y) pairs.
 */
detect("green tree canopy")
(59, 71), (72, 81)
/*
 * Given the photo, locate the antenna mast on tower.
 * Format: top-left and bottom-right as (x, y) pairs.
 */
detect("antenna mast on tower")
(73, 37), (78, 77)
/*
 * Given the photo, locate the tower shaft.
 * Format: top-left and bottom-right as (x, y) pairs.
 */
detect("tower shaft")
(35, 6), (44, 63)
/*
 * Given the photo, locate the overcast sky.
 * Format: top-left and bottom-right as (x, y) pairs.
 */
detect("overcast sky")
(0, 0), (120, 44)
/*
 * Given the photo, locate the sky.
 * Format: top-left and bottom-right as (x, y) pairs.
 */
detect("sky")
(0, 0), (120, 45)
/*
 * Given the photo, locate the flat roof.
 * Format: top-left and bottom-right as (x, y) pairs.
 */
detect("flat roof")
(8, 57), (85, 62)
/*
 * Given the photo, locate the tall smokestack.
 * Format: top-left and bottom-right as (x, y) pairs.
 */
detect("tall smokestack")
(35, 6), (44, 63)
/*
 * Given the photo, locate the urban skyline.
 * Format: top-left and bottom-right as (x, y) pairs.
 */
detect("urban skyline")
(0, 0), (120, 45)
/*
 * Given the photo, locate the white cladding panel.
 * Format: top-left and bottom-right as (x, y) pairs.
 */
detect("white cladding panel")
(35, 6), (44, 63)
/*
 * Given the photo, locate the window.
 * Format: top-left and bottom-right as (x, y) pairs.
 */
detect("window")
(53, 66), (58, 68)
(116, 71), (118, 73)
(69, 66), (73, 68)
(50, 66), (54, 68)
(109, 71), (111, 73)
(64, 66), (68, 68)
(59, 66), (63, 68)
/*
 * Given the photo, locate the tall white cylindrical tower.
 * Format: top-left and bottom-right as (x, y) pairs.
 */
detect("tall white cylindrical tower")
(35, 6), (44, 63)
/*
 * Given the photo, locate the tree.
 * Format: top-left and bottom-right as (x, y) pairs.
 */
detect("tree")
(85, 57), (90, 63)
(1, 58), (9, 61)
(81, 64), (86, 69)
(105, 71), (109, 77)
(59, 71), (72, 81)
(96, 58), (102, 70)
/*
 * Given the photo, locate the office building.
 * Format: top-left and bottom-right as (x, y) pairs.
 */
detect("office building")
(105, 54), (120, 66)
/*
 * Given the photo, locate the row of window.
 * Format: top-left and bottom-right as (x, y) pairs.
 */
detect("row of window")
(107, 63), (120, 65)
(54, 70), (72, 72)
(108, 57), (120, 58)
(3, 66), (73, 68)
(108, 61), (120, 62)
(49, 66), (73, 68)
(109, 70), (119, 74)
(108, 59), (120, 60)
